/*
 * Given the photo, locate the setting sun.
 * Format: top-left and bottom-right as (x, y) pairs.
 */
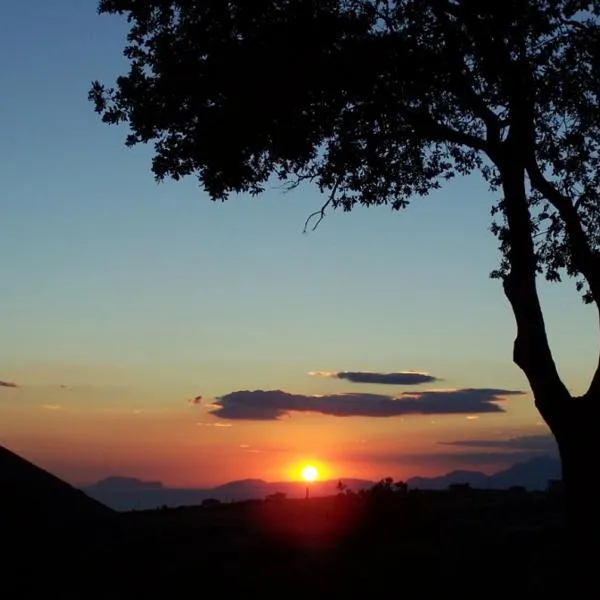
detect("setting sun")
(301, 465), (318, 482)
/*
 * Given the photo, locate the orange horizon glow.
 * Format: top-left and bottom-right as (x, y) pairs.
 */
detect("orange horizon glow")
(0, 373), (548, 488)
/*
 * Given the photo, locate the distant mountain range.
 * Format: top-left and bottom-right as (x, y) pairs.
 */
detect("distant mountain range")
(82, 476), (375, 510)
(406, 455), (560, 490)
(82, 455), (561, 511)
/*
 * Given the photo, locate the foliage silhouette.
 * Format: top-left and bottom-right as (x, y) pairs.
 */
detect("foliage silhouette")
(266, 491), (288, 502)
(90, 0), (600, 571)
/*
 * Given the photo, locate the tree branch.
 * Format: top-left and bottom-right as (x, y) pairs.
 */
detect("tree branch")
(303, 179), (340, 233)
(455, 73), (502, 145)
(527, 161), (600, 301)
(418, 115), (488, 151)
(431, 0), (502, 145)
(526, 159), (600, 399)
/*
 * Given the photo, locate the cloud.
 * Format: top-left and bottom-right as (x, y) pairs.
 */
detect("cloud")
(40, 404), (62, 411)
(371, 450), (553, 468)
(440, 434), (557, 452)
(309, 370), (439, 385)
(0, 380), (19, 388)
(196, 421), (233, 427)
(2, 382), (74, 391)
(210, 387), (524, 421)
(188, 395), (203, 405)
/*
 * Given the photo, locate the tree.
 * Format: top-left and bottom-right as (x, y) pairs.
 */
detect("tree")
(370, 477), (397, 501)
(90, 0), (600, 566)
(394, 480), (408, 495)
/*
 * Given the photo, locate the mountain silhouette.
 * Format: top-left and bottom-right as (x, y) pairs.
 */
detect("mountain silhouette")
(489, 455), (561, 489)
(0, 445), (113, 532)
(84, 455), (562, 511)
(407, 470), (491, 490)
(84, 477), (375, 510)
(406, 455), (561, 490)
(92, 476), (164, 491)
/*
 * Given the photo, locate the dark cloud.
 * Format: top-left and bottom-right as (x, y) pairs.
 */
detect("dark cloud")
(0, 380), (18, 388)
(210, 388), (524, 421)
(440, 434), (557, 453)
(309, 370), (439, 385)
(332, 445), (555, 472)
(376, 450), (551, 467)
(188, 395), (203, 405)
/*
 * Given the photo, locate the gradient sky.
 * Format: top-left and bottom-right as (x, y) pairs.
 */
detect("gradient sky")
(1, 1), (597, 487)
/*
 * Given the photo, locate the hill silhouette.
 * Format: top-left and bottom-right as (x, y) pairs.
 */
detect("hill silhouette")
(1, 446), (566, 597)
(0, 444), (113, 532)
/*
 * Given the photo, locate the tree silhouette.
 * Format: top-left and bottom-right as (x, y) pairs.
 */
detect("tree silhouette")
(394, 480), (408, 496)
(90, 0), (600, 565)
(370, 477), (396, 500)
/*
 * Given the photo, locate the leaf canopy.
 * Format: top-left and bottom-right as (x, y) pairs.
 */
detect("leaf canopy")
(91, 0), (600, 297)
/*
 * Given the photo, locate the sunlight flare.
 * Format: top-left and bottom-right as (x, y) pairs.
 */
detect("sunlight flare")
(301, 465), (318, 482)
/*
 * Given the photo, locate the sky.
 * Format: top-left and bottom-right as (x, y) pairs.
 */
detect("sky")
(0, 1), (597, 487)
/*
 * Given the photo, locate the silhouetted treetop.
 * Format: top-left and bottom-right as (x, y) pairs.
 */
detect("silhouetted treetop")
(91, 1), (600, 295)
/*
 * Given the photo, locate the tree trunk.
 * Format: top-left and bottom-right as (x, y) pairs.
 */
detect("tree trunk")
(553, 400), (599, 586)
(498, 160), (599, 585)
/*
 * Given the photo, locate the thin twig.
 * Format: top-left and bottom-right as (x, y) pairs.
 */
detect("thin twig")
(303, 180), (340, 233)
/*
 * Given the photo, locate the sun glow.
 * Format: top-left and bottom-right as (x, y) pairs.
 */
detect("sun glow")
(301, 465), (319, 482)
(285, 459), (330, 482)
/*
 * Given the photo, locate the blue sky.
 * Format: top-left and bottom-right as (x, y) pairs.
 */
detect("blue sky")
(0, 1), (596, 485)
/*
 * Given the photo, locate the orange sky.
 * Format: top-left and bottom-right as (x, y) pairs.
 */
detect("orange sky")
(0, 362), (549, 487)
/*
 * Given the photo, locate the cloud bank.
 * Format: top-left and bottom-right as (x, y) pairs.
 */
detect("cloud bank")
(210, 388), (525, 421)
(440, 434), (557, 452)
(309, 370), (439, 385)
(0, 380), (18, 388)
(355, 450), (552, 468)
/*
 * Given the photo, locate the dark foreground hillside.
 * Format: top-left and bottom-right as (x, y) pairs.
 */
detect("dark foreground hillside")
(5, 488), (566, 599)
